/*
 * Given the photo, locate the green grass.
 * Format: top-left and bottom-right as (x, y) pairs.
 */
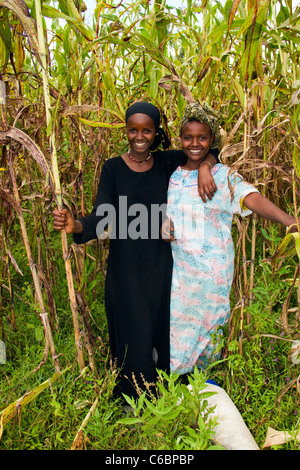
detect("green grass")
(0, 228), (299, 450)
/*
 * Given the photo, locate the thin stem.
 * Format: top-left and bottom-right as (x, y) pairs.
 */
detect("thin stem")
(34, 0), (85, 371)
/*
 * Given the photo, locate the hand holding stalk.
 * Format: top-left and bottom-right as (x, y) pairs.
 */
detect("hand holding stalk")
(52, 209), (83, 234)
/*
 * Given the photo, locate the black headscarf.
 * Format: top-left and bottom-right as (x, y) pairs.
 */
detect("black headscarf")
(125, 102), (171, 150)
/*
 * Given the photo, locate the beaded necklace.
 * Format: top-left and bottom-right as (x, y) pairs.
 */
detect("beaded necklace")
(127, 150), (151, 164)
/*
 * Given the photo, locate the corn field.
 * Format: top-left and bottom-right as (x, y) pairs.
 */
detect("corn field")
(0, 0), (300, 450)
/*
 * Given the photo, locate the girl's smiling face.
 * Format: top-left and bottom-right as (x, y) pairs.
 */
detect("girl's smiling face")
(126, 113), (156, 157)
(181, 120), (214, 169)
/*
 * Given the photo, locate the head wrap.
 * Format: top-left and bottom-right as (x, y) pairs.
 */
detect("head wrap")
(125, 101), (171, 150)
(180, 102), (222, 149)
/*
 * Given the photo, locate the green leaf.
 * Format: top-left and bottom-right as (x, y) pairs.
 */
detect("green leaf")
(292, 145), (300, 179)
(261, 227), (272, 240)
(77, 117), (125, 129)
(0, 10), (12, 52)
(231, 78), (245, 107)
(117, 417), (143, 426)
(267, 232), (300, 268)
(0, 0), (42, 65)
(100, 14), (118, 22)
(149, 67), (159, 99)
(294, 233), (300, 259)
(24, 0), (74, 21)
(0, 368), (69, 437)
(227, 0), (242, 32)
(102, 70), (116, 96)
(134, 33), (177, 75)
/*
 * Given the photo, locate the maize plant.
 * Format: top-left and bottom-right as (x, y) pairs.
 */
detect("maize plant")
(0, 0), (299, 447)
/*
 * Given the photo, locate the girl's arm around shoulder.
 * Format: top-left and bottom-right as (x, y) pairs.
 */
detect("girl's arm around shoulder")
(161, 148), (220, 202)
(197, 149), (221, 203)
(243, 192), (299, 231)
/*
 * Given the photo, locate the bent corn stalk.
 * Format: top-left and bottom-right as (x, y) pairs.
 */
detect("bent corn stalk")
(0, 367), (69, 439)
(0, 51), (59, 372)
(7, 148), (60, 373)
(34, 0), (85, 370)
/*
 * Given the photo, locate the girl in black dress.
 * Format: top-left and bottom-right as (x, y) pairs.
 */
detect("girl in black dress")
(53, 102), (219, 403)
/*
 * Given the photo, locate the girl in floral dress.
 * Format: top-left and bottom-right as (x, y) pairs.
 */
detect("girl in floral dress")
(166, 103), (299, 375)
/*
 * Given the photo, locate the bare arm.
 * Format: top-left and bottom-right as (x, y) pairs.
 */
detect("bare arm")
(197, 152), (218, 203)
(243, 192), (299, 231)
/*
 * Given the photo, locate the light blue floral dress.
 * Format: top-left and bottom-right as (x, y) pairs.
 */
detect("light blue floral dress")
(167, 163), (259, 374)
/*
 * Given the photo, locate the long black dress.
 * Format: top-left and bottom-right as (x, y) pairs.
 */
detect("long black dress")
(73, 149), (187, 401)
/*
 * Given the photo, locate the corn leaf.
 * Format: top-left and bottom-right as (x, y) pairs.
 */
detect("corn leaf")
(24, 0), (76, 22)
(0, 128), (54, 189)
(77, 117), (125, 129)
(14, 22), (25, 73)
(293, 145), (300, 179)
(262, 426), (300, 449)
(0, 0), (41, 65)
(240, 0), (269, 89)
(266, 232), (300, 269)
(134, 33), (177, 75)
(236, 0), (270, 38)
(0, 368), (69, 439)
(0, 9), (12, 53)
(227, 0), (242, 33)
